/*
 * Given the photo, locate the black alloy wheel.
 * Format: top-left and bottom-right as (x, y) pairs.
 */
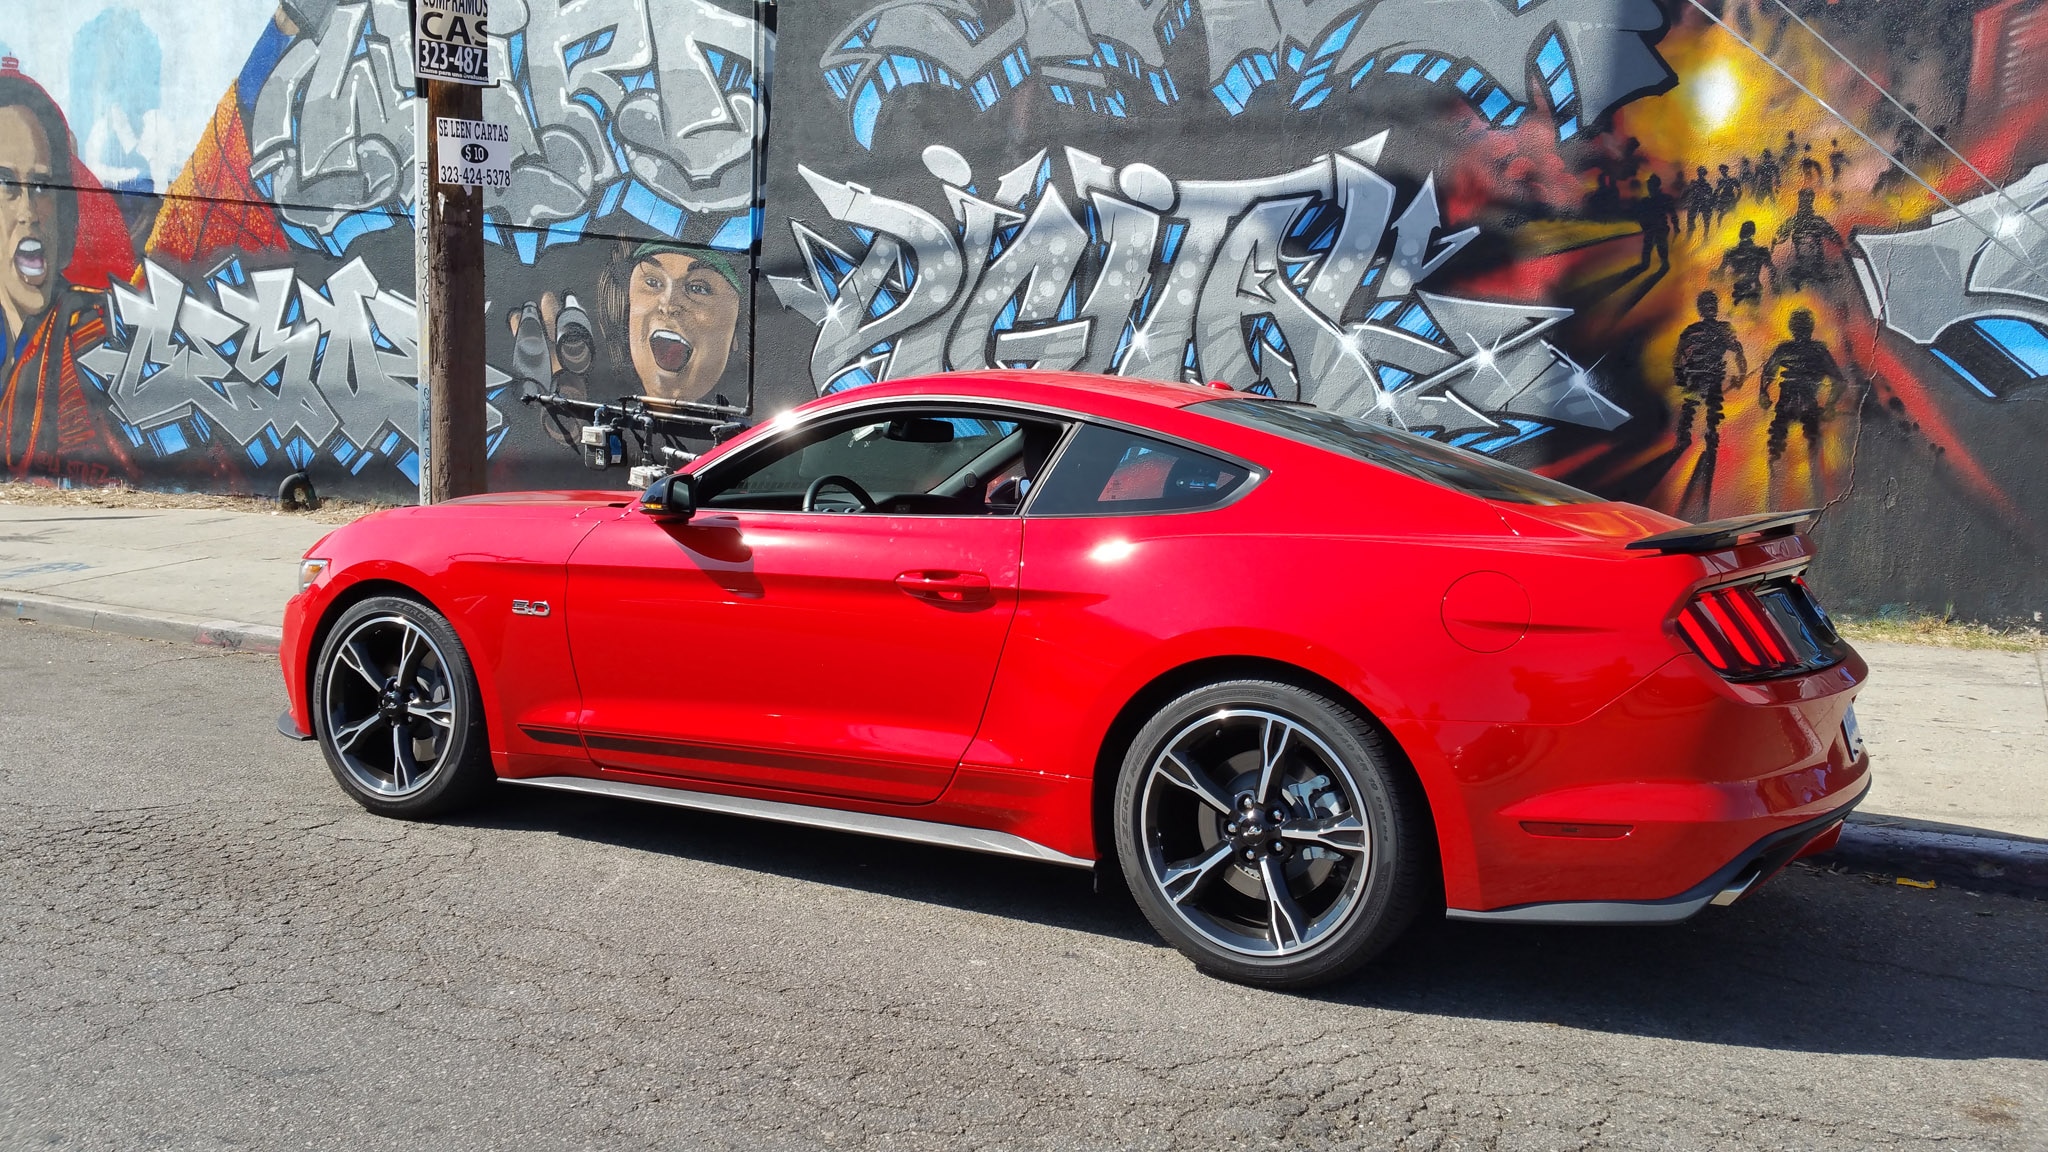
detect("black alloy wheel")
(312, 596), (492, 817)
(1115, 679), (1429, 988)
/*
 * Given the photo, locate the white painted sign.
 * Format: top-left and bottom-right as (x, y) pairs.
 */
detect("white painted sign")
(411, 0), (492, 86)
(434, 117), (511, 188)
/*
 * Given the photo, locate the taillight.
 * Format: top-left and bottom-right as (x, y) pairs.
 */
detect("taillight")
(1678, 574), (1847, 680)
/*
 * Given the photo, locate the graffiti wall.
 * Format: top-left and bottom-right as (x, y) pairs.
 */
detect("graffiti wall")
(752, 0), (2048, 622)
(2, 0), (769, 498)
(7, 1), (2047, 618)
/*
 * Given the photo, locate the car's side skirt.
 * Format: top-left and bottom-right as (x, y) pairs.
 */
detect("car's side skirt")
(504, 774), (1095, 870)
(1444, 895), (1716, 926)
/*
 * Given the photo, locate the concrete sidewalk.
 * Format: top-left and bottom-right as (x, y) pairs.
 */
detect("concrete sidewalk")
(3, 501), (2043, 889)
(0, 505), (329, 651)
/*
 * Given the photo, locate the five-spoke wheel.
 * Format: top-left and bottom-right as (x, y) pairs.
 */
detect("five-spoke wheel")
(312, 596), (491, 817)
(1116, 680), (1426, 987)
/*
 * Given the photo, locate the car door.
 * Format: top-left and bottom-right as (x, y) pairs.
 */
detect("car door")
(564, 402), (1068, 805)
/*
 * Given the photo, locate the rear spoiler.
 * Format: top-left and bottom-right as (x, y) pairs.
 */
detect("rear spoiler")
(1624, 508), (1818, 554)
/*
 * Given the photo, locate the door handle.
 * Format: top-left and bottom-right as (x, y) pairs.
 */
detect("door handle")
(895, 570), (991, 603)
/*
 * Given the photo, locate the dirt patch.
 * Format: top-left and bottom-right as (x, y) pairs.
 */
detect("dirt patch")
(0, 482), (394, 526)
(1834, 613), (2046, 652)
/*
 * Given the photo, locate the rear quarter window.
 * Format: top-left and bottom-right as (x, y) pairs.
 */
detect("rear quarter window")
(1195, 398), (1600, 506)
(1028, 424), (1252, 516)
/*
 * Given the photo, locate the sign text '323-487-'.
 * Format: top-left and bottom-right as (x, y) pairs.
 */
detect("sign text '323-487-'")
(412, 0), (491, 85)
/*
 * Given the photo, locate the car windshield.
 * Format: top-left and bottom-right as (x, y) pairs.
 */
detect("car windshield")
(1194, 398), (1602, 506)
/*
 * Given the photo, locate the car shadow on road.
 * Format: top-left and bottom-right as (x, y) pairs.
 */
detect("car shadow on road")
(458, 784), (1152, 940)
(460, 786), (2047, 1063)
(1348, 869), (2048, 1063)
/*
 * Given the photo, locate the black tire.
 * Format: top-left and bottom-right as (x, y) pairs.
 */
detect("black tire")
(311, 595), (492, 818)
(278, 471), (320, 512)
(1113, 679), (1429, 989)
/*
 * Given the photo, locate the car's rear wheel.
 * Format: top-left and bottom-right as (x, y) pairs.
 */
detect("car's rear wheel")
(1114, 679), (1427, 988)
(311, 596), (492, 818)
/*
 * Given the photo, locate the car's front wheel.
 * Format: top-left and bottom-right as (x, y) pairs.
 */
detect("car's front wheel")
(311, 595), (492, 818)
(1114, 679), (1428, 988)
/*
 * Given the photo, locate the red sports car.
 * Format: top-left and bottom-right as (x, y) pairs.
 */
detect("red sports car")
(278, 371), (1869, 987)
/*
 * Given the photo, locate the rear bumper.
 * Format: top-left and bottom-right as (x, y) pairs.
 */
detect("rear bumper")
(1445, 785), (1862, 924)
(1414, 649), (1870, 913)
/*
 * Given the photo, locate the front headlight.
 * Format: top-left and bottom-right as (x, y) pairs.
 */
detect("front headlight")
(298, 558), (331, 593)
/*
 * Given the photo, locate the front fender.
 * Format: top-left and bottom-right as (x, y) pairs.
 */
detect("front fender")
(280, 504), (610, 764)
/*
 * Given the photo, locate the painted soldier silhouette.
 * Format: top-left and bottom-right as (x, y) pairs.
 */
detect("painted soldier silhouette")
(1755, 148), (1781, 199)
(1799, 143), (1825, 185)
(1714, 163), (1741, 224)
(1684, 166), (1716, 235)
(1774, 188), (1845, 290)
(1673, 290), (1748, 452)
(1759, 309), (1844, 461)
(1634, 174), (1678, 270)
(1719, 221), (1777, 307)
(1828, 139), (1847, 183)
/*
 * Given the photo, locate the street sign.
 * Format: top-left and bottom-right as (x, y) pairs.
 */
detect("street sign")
(412, 0), (492, 86)
(435, 117), (511, 188)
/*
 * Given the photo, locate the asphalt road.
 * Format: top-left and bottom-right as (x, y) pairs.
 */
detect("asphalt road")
(1, 622), (2043, 1151)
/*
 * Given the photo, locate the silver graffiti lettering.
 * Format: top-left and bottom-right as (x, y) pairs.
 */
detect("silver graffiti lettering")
(1854, 163), (2048, 397)
(770, 139), (1628, 435)
(825, 0), (1669, 144)
(252, 0), (764, 250)
(80, 258), (504, 455)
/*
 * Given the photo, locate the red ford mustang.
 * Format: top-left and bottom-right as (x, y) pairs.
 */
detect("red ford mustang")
(278, 371), (1870, 987)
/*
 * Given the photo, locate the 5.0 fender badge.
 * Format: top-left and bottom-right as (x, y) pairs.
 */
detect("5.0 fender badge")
(511, 599), (551, 617)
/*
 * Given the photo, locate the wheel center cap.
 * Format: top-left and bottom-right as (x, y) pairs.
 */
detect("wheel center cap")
(1225, 796), (1285, 856)
(378, 683), (409, 721)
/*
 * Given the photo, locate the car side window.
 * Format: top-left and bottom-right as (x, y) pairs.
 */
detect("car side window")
(698, 407), (1067, 515)
(1027, 423), (1253, 516)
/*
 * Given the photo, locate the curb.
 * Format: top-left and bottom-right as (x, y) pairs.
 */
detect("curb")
(1819, 815), (2048, 899)
(5, 591), (281, 654)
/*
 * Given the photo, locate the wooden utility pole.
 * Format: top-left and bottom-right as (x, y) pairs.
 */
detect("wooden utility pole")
(419, 79), (488, 502)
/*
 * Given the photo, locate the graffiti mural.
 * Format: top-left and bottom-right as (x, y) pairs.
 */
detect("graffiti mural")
(819, 0), (1672, 146)
(2, 0), (769, 497)
(77, 257), (504, 480)
(768, 138), (1626, 442)
(7, 0), (2048, 617)
(755, 0), (2048, 620)
(1854, 162), (2048, 400)
(0, 58), (150, 487)
(252, 0), (762, 260)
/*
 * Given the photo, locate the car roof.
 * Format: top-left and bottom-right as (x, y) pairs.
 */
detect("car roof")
(794, 370), (1234, 417)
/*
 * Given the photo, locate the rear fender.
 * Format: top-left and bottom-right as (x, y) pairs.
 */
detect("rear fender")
(983, 624), (1478, 880)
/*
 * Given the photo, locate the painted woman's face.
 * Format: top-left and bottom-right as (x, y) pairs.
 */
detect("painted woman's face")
(0, 105), (59, 342)
(627, 252), (740, 402)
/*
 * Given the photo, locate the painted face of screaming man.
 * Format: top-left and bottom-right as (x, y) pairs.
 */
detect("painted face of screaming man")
(0, 105), (60, 347)
(627, 252), (740, 402)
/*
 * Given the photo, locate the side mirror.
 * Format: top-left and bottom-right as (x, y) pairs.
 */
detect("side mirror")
(638, 472), (696, 519)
